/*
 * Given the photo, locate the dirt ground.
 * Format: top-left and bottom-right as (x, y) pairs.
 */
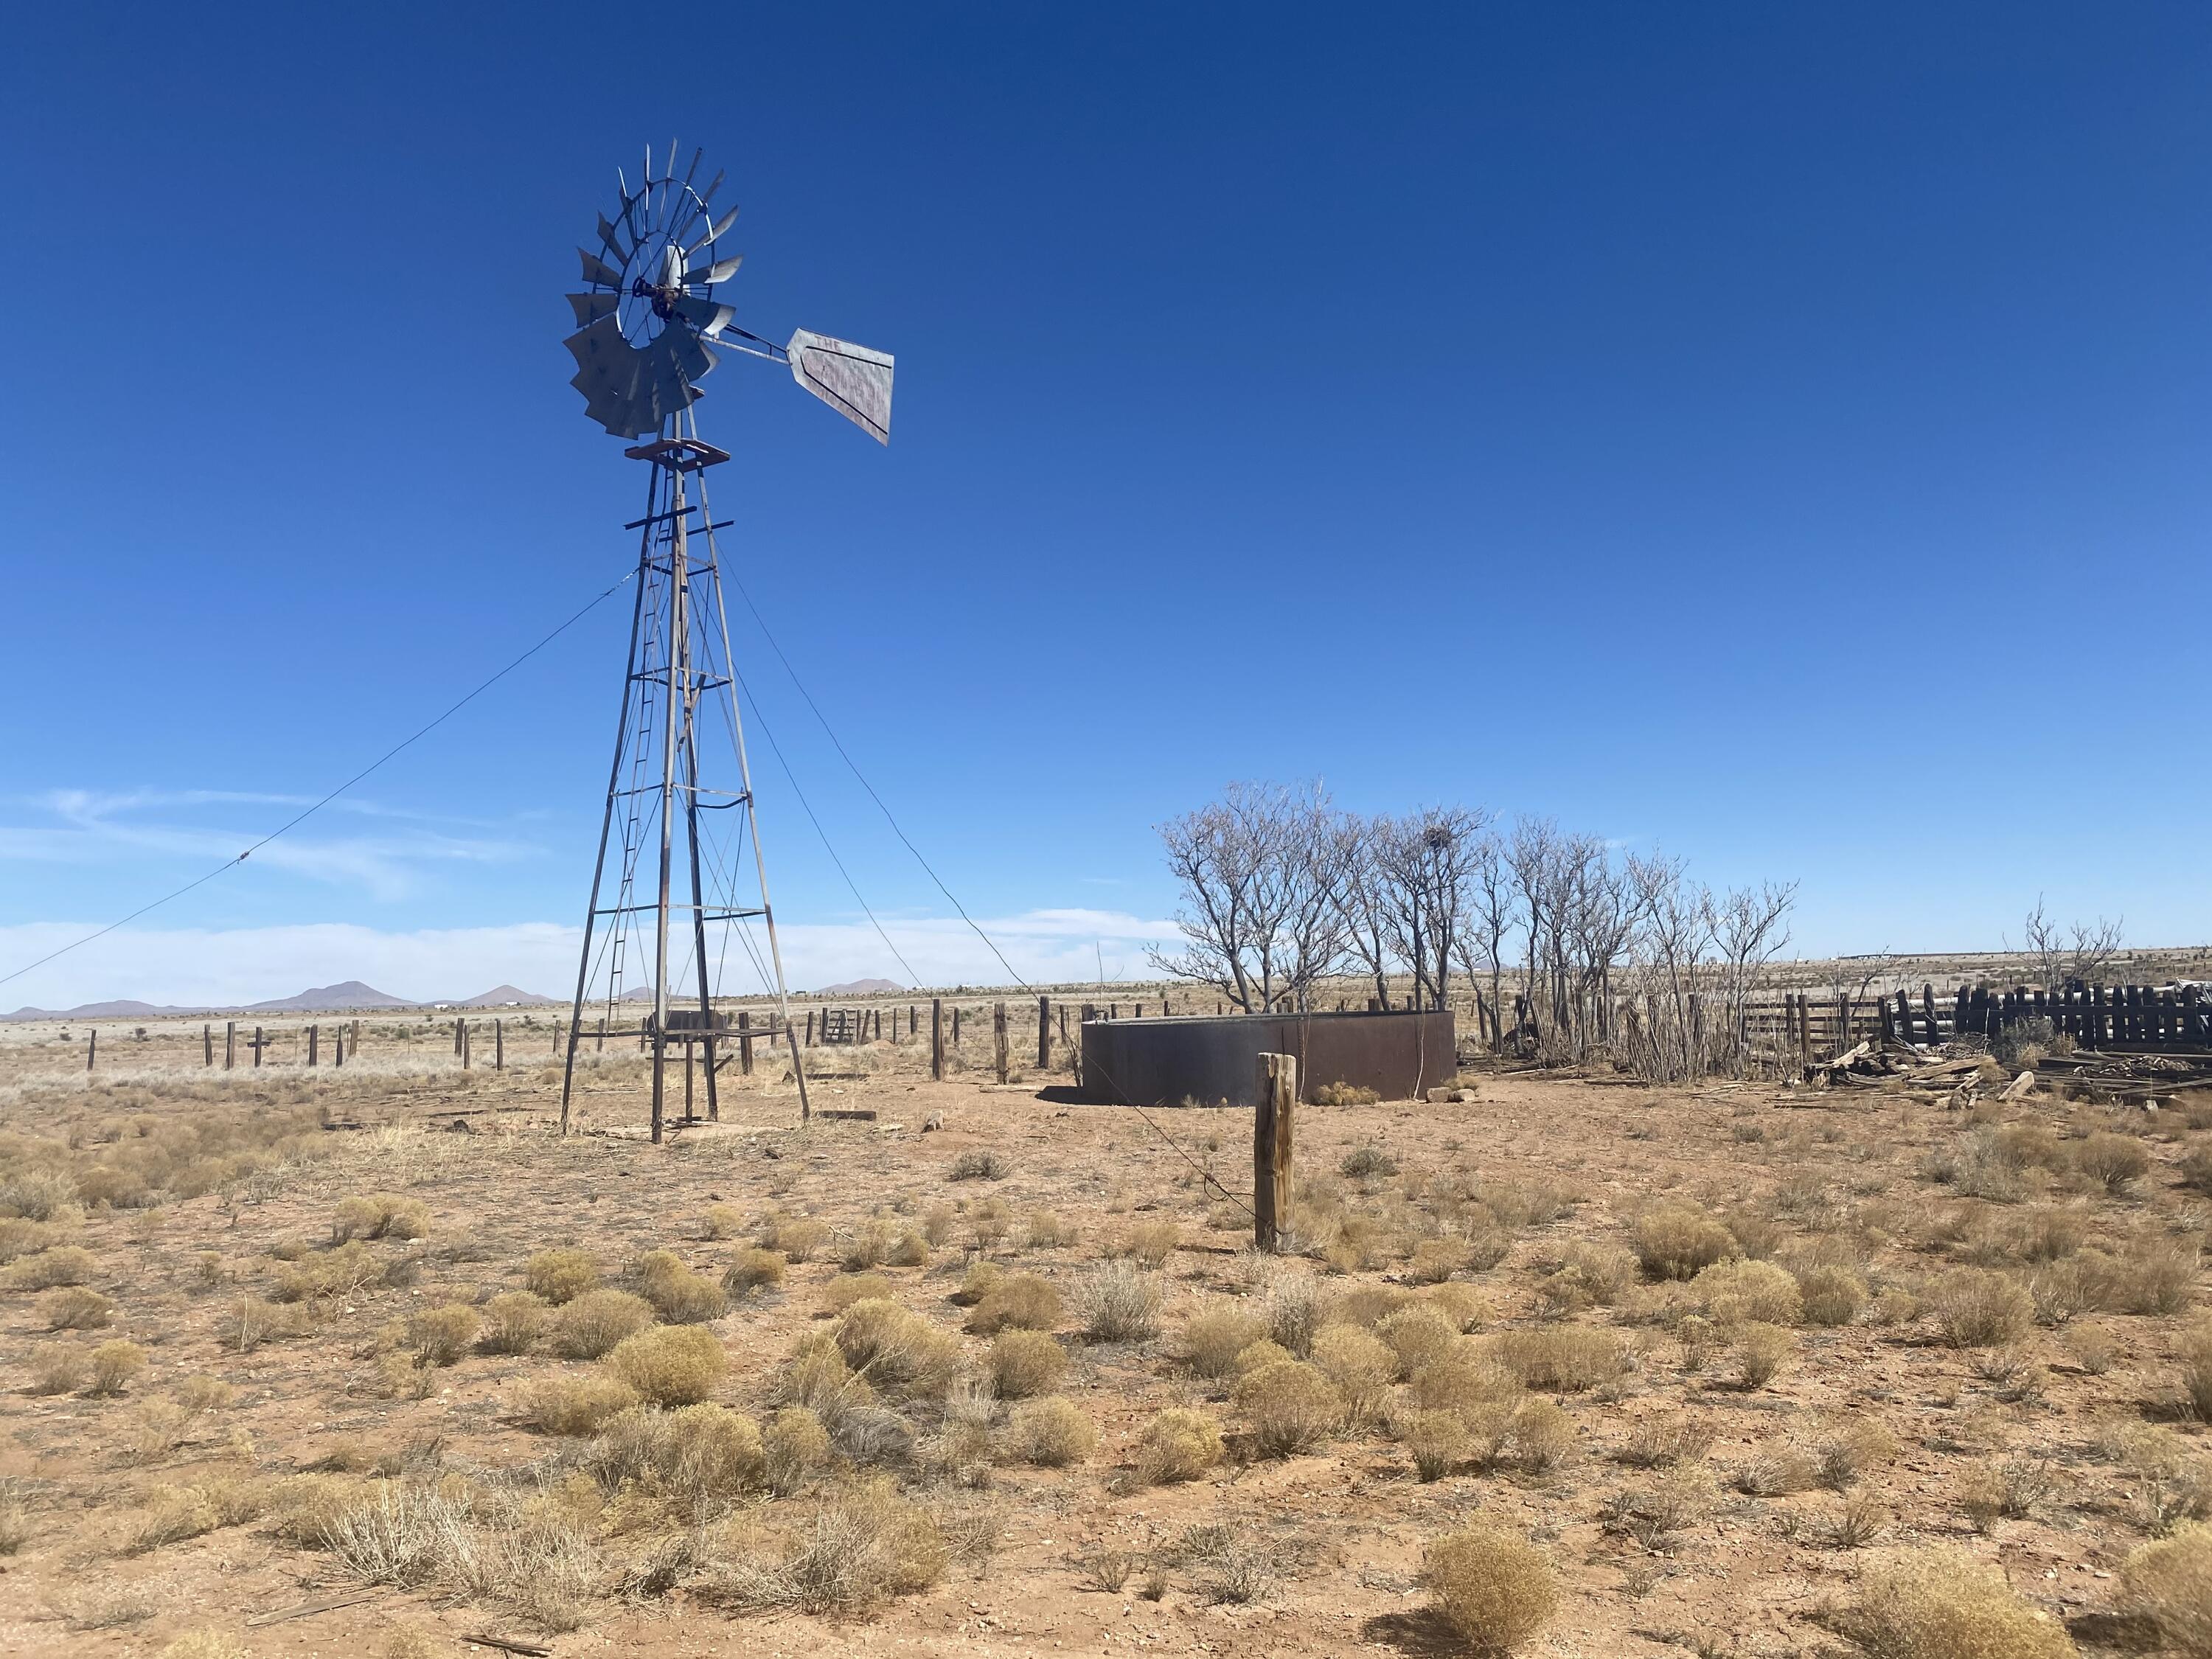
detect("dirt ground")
(0, 1009), (2205, 1658)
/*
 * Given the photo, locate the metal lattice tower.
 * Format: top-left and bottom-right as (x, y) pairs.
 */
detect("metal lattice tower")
(556, 142), (893, 1141)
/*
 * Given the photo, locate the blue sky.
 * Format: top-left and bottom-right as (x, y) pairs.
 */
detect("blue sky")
(1, 3), (2207, 1006)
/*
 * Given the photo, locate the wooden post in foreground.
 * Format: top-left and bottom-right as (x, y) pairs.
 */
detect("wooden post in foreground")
(739, 1009), (754, 1076)
(931, 998), (945, 1082)
(307, 1024), (319, 1067)
(86, 1029), (97, 1073)
(461, 1021), (471, 1071)
(335, 1026), (345, 1067)
(495, 1018), (504, 1072)
(203, 1023), (213, 1067)
(251, 1026), (264, 1068)
(1037, 994), (1051, 1069)
(224, 1020), (235, 1071)
(993, 1001), (1010, 1083)
(1253, 1051), (1296, 1253)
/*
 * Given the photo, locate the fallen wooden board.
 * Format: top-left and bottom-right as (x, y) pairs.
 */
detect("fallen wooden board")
(246, 1589), (379, 1627)
(463, 1636), (554, 1658)
(815, 1107), (877, 1121)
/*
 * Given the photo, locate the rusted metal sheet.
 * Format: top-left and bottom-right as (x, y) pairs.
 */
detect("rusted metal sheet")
(1079, 1010), (1455, 1107)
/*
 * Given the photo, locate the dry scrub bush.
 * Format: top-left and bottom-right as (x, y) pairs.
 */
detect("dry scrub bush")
(1183, 1303), (1269, 1378)
(713, 1475), (946, 1613)
(2074, 1132), (2152, 1194)
(1315, 1081), (1380, 1107)
(1691, 1259), (1802, 1326)
(1927, 1268), (2034, 1347)
(588, 1402), (764, 1504)
(949, 1148), (1011, 1181)
(763, 1407), (832, 1496)
(479, 1291), (546, 1354)
(271, 1240), (387, 1304)
(39, 1284), (111, 1330)
(1423, 1281), (1493, 1332)
(1138, 1408), (1225, 1484)
(29, 1343), (87, 1394)
(406, 1304), (480, 1366)
(1960, 1455), (2062, 1531)
(607, 1325), (726, 1405)
(1253, 1262), (1323, 1356)
(987, 1329), (1067, 1398)
(333, 1194), (430, 1242)
(524, 1248), (599, 1304)
(1632, 1203), (1738, 1281)
(1817, 1422), (1901, 1491)
(967, 1272), (1063, 1335)
(1619, 1412), (1715, 1469)
(2121, 1522), (2212, 1655)
(1733, 1447), (1818, 1496)
(0, 1169), (78, 1221)
(1424, 1525), (1557, 1657)
(2125, 1239), (2200, 1316)
(1535, 1242), (1636, 1314)
(762, 1213), (830, 1262)
(1728, 1322), (1795, 1390)
(124, 1476), (271, 1554)
(722, 1247), (785, 1295)
(1113, 1220), (1180, 1268)
(1496, 1326), (1626, 1392)
(2183, 1324), (2212, 1423)
(7, 1244), (99, 1289)
(1405, 1411), (1472, 1480)
(953, 1260), (1003, 1306)
(700, 1203), (745, 1241)
(1829, 1548), (2074, 1659)
(1313, 1324), (1395, 1425)
(548, 1288), (655, 1359)
(1602, 1466), (1712, 1551)
(224, 1295), (304, 1352)
(1078, 1260), (1163, 1342)
(519, 1375), (641, 1435)
(1408, 1237), (1472, 1284)
(86, 1339), (146, 1395)
(1797, 1265), (1868, 1326)
(636, 1251), (726, 1324)
(841, 1216), (928, 1271)
(821, 1272), (894, 1315)
(1005, 1397), (1096, 1467)
(1234, 1359), (1344, 1456)
(833, 1300), (962, 1396)
(1232, 1338), (1294, 1374)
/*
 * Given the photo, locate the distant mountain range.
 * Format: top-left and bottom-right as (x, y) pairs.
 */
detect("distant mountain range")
(816, 978), (907, 996)
(4, 980), (566, 1021)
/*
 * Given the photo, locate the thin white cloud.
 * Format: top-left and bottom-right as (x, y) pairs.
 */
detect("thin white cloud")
(0, 908), (1180, 1012)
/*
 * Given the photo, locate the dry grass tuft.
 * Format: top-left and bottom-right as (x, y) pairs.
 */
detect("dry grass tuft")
(333, 1193), (430, 1242)
(1829, 1547), (2074, 1658)
(987, 1329), (1068, 1399)
(1233, 1359), (1344, 1456)
(85, 1338), (147, 1396)
(1691, 1259), (1802, 1325)
(832, 1300), (962, 1397)
(1728, 1321), (1795, 1390)
(524, 1248), (601, 1304)
(406, 1303), (480, 1366)
(722, 1246), (786, 1295)
(1423, 1524), (1558, 1655)
(636, 1250), (727, 1324)
(159, 1632), (248, 1659)
(518, 1374), (641, 1435)
(712, 1475), (946, 1613)
(547, 1288), (655, 1360)
(1927, 1267), (2034, 1348)
(1137, 1408), (1225, 1484)
(2073, 1131), (2151, 1194)
(1077, 1260), (1163, 1343)
(2120, 1520), (2212, 1655)
(949, 1149), (1012, 1181)
(1496, 1325), (1627, 1392)
(1632, 1203), (1738, 1281)
(606, 1324), (726, 1405)
(763, 1406), (833, 1496)
(39, 1284), (112, 1330)
(479, 1291), (546, 1354)
(1183, 1302), (1269, 1378)
(1312, 1324), (1395, 1425)
(1797, 1265), (1868, 1326)
(1005, 1397), (1096, 1467)
(7, 1244), (100, 1290)
(967, 1271), (1064, 1335)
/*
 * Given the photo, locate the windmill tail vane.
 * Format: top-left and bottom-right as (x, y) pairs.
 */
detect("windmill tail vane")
(557, 142), (892, 1146)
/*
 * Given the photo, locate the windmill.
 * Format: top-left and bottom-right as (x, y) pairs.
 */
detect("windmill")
(557, 141), (894, 1142)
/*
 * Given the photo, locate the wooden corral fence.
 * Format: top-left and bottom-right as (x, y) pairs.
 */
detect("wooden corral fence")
(1739, 984), (2212, 1060)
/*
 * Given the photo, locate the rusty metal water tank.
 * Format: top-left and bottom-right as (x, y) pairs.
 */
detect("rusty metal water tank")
(1077, 1009), (1454, 1107)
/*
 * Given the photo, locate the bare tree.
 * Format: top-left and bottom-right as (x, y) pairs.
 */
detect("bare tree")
(1335, 815), (1398, 1010)
(1149, 782), (1348, 1012)
(1711, 881), (1797, 1057)
(1369, 805), (1490, 1012)
(1450, 829), (1515, 1048)
(2017, 899), (2126, 988)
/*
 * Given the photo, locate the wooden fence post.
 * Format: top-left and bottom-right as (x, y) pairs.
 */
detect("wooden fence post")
(495, 1018), (504, 1072)
(352, 1019), (361, 1051)
(1036, 995), (1051, 1068)
(931, 998), (945, 1082)
(307, 1024), (319, 1067)
(1253, 1051), (1297, 1253)
(994, 1001), (1010, 1083)
(805, 1010), (815, 1048)
(1797, 996), (1811, 1076)
(225, 1020), (235, 1071)
(953, 1006), (963, 1046)
(203, 1023), (213, 1067)
(739, 1010), (754, 1075)
(461, 1021), (471, 1071)
(86, 1029), (96, 1073)
(252, 1026), (264, 1068)
(335, 1026), (345, 1067)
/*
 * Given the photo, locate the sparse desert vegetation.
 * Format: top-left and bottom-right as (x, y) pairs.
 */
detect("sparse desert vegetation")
(3, 1002), (2211, 1658)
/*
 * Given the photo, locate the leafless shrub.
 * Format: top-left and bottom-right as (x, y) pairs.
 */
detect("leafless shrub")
(1077, 1261), (1163, 1343)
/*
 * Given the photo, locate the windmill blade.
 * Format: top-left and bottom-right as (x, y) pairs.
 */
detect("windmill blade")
(686, 206), (740, 255)
(595, 212), (630, 257)
(566, 291), (619, 329)
(786, 329), (894, 443)
(700, 168), (724, 204)
(577, 248), (625, 289)
(684, 254), (743, 285)
(672, 294), (736, 338)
